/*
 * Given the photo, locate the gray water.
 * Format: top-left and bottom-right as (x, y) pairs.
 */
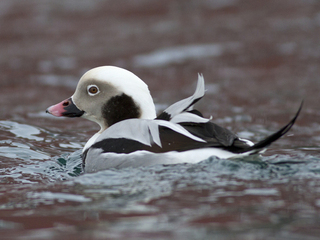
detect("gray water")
(1, 119), (320, 240)
(1, 0), (320, 239)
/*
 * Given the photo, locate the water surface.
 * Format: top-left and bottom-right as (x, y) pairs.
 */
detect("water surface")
(1, 0), (320, 239)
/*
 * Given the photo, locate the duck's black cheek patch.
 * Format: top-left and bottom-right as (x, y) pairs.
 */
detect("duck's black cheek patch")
(102, 93), (141, 126)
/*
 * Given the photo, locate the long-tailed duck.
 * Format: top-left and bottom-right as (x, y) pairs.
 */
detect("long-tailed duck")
(46, 66), (301, 172)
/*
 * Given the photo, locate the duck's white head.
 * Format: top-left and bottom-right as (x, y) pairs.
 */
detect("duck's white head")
(46, 66), (156, 132)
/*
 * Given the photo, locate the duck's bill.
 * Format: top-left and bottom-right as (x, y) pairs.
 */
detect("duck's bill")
(46, 97), (85, 118)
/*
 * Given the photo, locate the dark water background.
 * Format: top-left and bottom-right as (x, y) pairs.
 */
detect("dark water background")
(1, 1), (320, 239)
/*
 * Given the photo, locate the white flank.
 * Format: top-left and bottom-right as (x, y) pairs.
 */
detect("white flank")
(84, 148), (252, 173)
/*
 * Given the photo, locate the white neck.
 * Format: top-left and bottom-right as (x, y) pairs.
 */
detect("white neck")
(83, 132), (100, 152)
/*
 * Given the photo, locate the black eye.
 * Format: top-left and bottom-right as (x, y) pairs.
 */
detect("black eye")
(88, 85), (99, 95)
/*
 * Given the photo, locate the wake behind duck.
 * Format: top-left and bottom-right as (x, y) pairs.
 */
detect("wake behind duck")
(46, 66), (301, 172)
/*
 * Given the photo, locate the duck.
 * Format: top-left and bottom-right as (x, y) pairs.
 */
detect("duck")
(46, 66), (302, 173)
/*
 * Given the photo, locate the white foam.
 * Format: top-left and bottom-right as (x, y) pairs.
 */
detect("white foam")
(132, 44), (224, 68)
(27, 191), (91, 203)
(34, 74), (78, 89)
(244, 188), (279, 196)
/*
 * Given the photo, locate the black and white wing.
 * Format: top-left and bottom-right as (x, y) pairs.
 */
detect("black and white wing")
(157, 74), (205, 121)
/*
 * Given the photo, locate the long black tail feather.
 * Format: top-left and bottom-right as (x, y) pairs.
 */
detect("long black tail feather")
(236, 101), (303, 154)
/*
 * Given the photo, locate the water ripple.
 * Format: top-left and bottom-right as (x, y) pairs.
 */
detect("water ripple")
(0, 120), (44, 141)
(0, 121), (320, 239)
